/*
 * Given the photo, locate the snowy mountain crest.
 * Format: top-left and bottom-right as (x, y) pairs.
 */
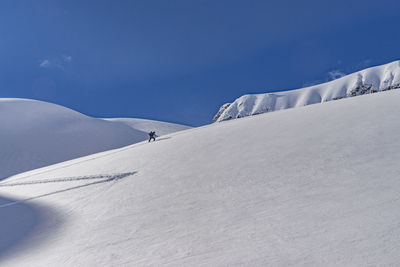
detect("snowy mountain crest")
(214, 60), (400, 122)
(0, 98), (190, 180)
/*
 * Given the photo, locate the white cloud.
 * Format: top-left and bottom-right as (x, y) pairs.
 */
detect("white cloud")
(303, 69), (346, 87)
(327, 70), (346, 80)
(357, 59), (372, 69)
(63, 55), (72, 63)
(40, 59), (51, 68)
(39, 55), (72, 70)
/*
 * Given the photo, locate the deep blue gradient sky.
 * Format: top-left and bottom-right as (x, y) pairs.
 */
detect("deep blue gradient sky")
(0, 0), (399, 126)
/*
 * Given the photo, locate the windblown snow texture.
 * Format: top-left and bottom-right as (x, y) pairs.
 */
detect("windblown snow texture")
(1, 90), (400, 266)
(214, 60), (400, 122)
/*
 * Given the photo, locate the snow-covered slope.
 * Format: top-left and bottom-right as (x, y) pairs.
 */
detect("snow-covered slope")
(214, 60), (400, 122)
(1, 90), (400, 266)
(0, 98), (189, 180)
(105, 118), (191, 137)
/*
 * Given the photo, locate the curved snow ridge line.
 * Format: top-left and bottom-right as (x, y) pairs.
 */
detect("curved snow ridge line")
(214, 60), (400, 122)
(0, 172), (137, 208)
(6, 133), (167, 183)
(7, 127), (197, 184)
(0, 98), (190, 181)
(0, 172), (136, 187)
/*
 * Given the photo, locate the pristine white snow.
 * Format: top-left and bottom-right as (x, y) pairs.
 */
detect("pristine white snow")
(1, 90), (400, 266)
(214, 60), (400, 122)
(0, 98), (189, 180)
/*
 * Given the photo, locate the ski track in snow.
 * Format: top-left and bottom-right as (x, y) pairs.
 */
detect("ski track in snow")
(0, 172), (136, 208)
(0, 98), (190, 180)
(0, 172), (136, 262)
(0, 172), (136, 187)
(2, 90), (400, 265)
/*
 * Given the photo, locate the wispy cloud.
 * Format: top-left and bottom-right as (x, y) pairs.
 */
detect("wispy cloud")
(39, 55), (72, 69)
(303, 59), (373, 88)
(327, 69), (346, 80)
(39, 59), (51, 68)
(63, 55), (72, 63)
(303, 68), (346, 87)
(356, 59), (372, 70)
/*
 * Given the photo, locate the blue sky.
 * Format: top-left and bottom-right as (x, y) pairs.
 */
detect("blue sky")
(0, 0), (399, 126)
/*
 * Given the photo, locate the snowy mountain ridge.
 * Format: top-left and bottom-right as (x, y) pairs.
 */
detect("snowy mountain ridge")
(214, 60), (400, 122)
(2, 89), (400, 266)
(0, 98), (190, 180)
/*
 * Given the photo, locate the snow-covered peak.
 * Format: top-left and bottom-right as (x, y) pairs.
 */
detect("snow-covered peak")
(2, 89), (400, 266)
(213, 60), (400, 122)
(0, 98), (190, 180)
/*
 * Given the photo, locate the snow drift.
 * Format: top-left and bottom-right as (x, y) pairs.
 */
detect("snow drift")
(1, 90), (400, 266)
(0, 98), (189, 180)
(214, 60), (400, 122)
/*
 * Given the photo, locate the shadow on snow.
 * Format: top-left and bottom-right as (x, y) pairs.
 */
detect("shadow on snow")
(0, 172), (135, 262)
